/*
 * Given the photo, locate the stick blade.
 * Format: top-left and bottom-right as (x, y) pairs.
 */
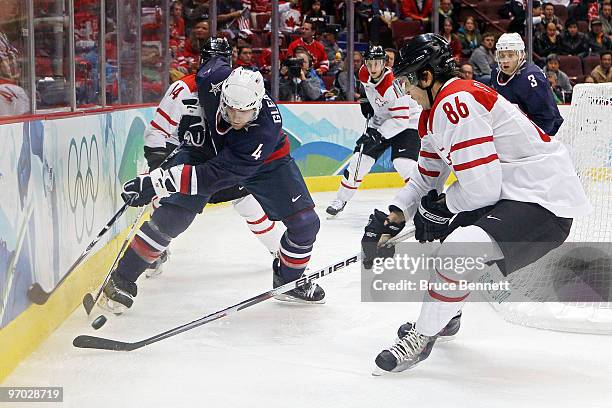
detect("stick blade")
(27, 283), (50, 305)
(82, 293), (95, 315)
(73, 335), (140, 351)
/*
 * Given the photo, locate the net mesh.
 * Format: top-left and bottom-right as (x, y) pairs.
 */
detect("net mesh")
(491, 83), (612, 334)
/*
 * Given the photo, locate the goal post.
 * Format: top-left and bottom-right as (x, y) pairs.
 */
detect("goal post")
(491, 83), (612, 334)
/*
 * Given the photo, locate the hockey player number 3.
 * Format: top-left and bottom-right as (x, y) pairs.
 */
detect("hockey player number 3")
(442, 96), (470, 124)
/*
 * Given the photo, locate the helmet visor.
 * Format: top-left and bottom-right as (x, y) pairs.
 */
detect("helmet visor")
(392, 72), (418, 96)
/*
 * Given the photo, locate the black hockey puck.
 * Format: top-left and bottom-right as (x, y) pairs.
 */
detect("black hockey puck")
(91, 315), (107, 330)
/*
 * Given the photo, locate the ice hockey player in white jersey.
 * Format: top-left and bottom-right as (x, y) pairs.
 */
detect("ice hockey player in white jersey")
(361, 34), (591, 374)
(326, 44), (422, 217)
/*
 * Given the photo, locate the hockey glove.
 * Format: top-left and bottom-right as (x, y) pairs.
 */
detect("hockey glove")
(121, 166), (183, 207)
(360, 99), (374, 120)
(177, 99), (207, 146)
(365, 127), (384, 144)
(413, 190), (454, 243)
(361, 209), (406, 269)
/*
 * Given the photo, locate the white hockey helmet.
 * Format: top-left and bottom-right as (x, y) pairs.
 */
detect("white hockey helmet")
(220, 67), (266, 127)
(495, 33), (525, 74)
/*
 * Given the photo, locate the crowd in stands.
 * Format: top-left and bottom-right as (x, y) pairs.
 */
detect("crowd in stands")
(164, 0), (612, 103)
(1, 0), (612, 117)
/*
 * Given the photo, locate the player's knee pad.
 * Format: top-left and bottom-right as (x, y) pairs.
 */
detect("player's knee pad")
(392, 157), (417, 182)
(282, 208), (320, 247)
(150, 203), (197, 238)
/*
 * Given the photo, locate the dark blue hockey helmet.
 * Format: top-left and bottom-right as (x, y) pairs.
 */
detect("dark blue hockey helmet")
(200, 37), (232, 66)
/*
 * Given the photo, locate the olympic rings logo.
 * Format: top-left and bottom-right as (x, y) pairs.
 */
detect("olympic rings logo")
(67, 135), (99, 241)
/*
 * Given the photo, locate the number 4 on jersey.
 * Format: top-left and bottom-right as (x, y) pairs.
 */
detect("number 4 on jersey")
(251, 143), (263, 160)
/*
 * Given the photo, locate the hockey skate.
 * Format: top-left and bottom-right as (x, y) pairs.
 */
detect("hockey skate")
(145, 249), (170, 278)
(98, 270), (137, 315)
(397, 312), (462, 342)
(272, 258), (325, 304)
(326, 199), (346, 218)
(373, 326), (437, 375)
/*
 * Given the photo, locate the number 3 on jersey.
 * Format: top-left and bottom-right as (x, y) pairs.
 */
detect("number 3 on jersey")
(251, 143), (263, 160)
(442, 96), (470, 124)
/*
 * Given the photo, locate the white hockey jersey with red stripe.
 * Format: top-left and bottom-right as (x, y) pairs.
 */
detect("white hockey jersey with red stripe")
(144, 73), (198, 148)
(359, 65), (421, 138)
(391, 78), (591, 219)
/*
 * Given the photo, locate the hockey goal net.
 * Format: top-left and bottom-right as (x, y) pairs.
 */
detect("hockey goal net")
(491, 83), (612, 334)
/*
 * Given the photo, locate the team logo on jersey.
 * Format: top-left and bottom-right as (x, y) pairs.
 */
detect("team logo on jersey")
(374, 97), (387, 107)
(210, 81), (223, 96)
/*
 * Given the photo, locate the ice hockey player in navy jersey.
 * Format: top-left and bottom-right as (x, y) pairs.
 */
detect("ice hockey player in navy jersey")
(116, 41), (324, 309)
(140, 39), (284, 278)
(490, 33), (563, 136)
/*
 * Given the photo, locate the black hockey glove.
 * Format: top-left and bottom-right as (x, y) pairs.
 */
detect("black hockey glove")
(360, 98), (374, 120)
(144, 143), (179, 170)
(413, 190), (454, 243)
(121, 167), (181, 207)
(177, 99), (207, 146)
(361, 209), (406, 269)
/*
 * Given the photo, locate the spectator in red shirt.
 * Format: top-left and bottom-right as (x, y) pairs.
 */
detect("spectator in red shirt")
(184, 19), (209, 59)
(287, 20), (330, 74)
(401, 0), (433, 23)
(234, 45), (259, 70)
(170, 0), (185, 40)
(440, 18), (462, 61)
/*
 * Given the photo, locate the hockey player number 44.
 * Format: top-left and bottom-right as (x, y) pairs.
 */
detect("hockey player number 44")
(442, 96), (469, 124)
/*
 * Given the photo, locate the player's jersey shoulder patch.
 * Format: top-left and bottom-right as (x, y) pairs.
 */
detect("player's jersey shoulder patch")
(358, 65), (369, 84)
(374, 69), (394, 97)
(179, 73), (198, 92)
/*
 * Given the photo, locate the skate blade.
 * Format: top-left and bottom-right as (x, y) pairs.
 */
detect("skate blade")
(273, 294), (325, 305)
(145, 264), (164, 279)
(97, 293), (128, 316)
(372, 361), (418, 376)
(395, 334), (456, 344)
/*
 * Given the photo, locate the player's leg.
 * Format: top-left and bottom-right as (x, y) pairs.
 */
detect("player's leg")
(232, 193), (285, 255)
(326, 137), (388, 217)
(101, 148), (209, 312)
(101, 202), (201, 313)
(390, 128), (420, 183)
(374, 200), (573, 374)
(244, 156), (324, 303)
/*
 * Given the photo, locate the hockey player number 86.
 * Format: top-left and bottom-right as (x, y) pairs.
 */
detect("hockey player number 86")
(442, 96), (470, 124)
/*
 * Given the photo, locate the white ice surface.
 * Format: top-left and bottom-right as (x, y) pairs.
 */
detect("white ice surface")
(4, 189), (612, 408)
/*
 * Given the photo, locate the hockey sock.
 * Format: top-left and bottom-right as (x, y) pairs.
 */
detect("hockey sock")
(392, 157), (417, 183)
(415, 225), (504, 336)
(336, 153), (376, 202)
(279, 209), (320, 281)
(233, 195), (285, 253)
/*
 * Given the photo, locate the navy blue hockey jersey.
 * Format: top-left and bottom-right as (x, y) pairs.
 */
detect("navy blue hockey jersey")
(491, 61), (563, 136)
(173, 57), (287, 197)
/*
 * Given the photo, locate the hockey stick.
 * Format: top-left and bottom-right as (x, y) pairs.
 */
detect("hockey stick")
(27, 200), (133, 305)
(82, 204), (148, 315)
(72, 226), (416, 351)
(27, 142), (186, 306)
(353, 116), (370, 184)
